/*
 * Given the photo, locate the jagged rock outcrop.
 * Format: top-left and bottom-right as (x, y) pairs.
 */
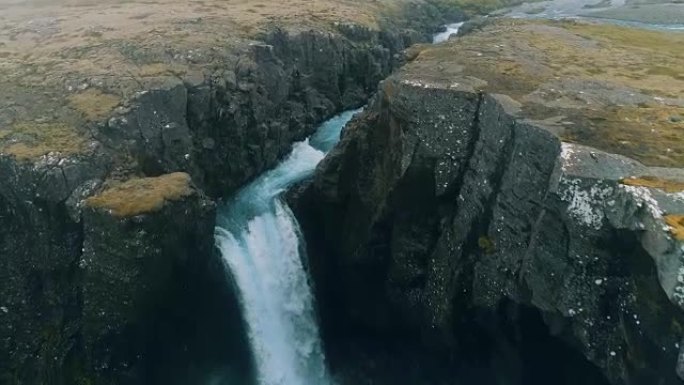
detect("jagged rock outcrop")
(77, 173), (222, 383)
(0, 169), (250, 384)
(293, 19), (684, 385)
(0, 148), (110, 384)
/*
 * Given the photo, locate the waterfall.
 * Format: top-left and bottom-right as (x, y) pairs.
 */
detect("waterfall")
(215, 109), (361, 385)
(433, 22), (464, 43)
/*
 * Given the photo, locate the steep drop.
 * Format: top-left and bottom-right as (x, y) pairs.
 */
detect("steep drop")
(214, 110), (360, 385)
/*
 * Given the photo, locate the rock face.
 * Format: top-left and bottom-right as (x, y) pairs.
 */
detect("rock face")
(0, 170), (250, 384)
(186, 26), (425, 196)
(0, 0), (454, 383)
(77, 173), (220, 384)
(293, 20), (684, 385)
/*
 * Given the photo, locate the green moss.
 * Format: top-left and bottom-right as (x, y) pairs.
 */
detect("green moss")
(578, 106), (684, 167)
(73, 375), (94, 385)
(64, 354), (95, 385)
(68, 89), (121, 121)
(478, 236), (496, 254)
(564, 22), (684, 55)
(647, 66), (684, 81)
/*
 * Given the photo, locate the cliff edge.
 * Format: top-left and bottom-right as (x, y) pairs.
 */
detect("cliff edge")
(294, 18), (684, 385)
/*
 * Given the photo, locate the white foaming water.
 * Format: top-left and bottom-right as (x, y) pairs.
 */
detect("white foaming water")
(215, 109), (360, 385)
(433, 22), (464, 43)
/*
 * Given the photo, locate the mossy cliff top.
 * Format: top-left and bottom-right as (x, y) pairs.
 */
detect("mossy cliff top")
(0, 0), (486, 162)
(0, 121), (88, 160)
(426, 0), (536, 17)
(401, 18), (684, 167)
(86, 172), (195, 218)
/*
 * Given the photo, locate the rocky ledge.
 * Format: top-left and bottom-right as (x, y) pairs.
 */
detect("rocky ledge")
(293, 19), (684, 384)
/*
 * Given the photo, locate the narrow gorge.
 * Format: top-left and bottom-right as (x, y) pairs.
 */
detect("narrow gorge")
(1, 0), (683, 385)
(0, 0), (462, 383)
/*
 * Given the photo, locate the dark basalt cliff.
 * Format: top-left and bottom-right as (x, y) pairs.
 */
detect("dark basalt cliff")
(292, 20), (684, 385)
(0, 169), (247, 384)
(0, 5), (449, 383)
(185, 26), (425, 196)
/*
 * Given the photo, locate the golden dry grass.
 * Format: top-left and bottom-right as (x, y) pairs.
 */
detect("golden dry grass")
(135, 63), (188, 78)
(621, 176), (684, 193)
(665, 215), (684, 241)
(403, 19), (684, 167)
(86, 172), (194, 217)
(0, 0), (451, 149)
(0, 0), (428, 163)
(430, 0), (533, 16)
(547, 21), (684, 97)
(0, 122), (87, 160)
(68, 89), (121, 121)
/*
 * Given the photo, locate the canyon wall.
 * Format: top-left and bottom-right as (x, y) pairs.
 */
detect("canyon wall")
(293, 20), (684, 385)
(0, 9), (448, 384)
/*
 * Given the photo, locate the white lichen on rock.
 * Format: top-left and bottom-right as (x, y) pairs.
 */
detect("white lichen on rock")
(401, 79), (442, 89)
(619, 184), (663, 218)
(674, 267), (684, 307)
(560, 143), (578, 172)
(560, 177), (614, 230)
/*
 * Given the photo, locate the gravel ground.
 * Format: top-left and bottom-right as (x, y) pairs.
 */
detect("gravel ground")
(581, 3), (684, 25)
(505, 0), (684, 28)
